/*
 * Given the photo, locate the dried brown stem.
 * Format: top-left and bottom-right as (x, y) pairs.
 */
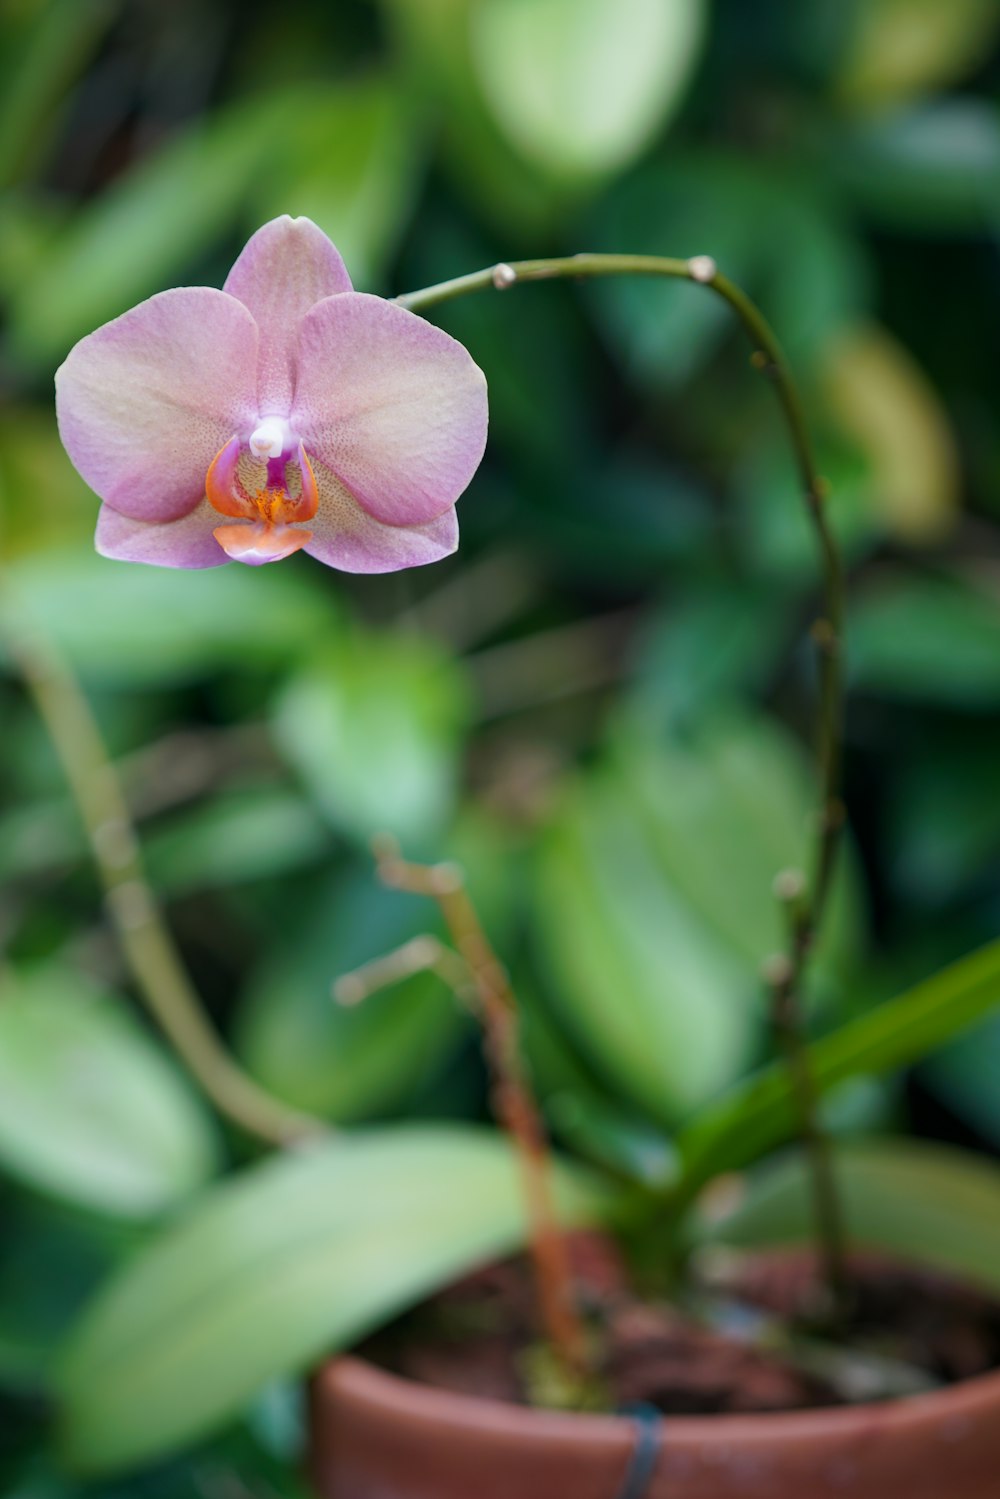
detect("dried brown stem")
(340, 835), (588, 1375)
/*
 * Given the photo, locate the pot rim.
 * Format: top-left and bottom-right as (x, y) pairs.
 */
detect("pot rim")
(318, 1352), (1000, 1448)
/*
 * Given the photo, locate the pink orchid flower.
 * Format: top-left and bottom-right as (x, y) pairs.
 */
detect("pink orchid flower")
(55, 216), (488, 570)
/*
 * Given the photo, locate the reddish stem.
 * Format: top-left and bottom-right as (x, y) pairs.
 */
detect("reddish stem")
(376, 841), (587, 1375)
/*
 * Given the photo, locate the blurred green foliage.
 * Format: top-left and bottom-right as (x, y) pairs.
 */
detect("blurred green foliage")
(4, 0), (1000, 1489)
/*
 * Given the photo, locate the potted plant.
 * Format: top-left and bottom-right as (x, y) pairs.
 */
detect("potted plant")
(38, 216), (1000, 1497)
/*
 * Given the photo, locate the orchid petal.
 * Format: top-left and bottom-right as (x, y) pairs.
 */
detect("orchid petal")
(303, 456), (459, 573)
(223, 216), (352, 415)
(56, 289), (258, 524)
(96, 500), (228, 569)
(291, 292), (488, 527)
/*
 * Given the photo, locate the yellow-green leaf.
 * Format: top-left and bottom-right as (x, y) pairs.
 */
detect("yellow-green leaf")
(820, 323), (959, 544)
(836, 0), (1000, 112)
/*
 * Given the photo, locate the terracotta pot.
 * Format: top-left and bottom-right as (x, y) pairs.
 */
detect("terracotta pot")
(310, 1351), (1000, 1498)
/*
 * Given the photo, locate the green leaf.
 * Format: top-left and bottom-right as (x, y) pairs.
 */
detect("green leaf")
(820, 323), (959, 544)
(470, 0), (705, 179)
(849, 570), (1000, 705)
(702, 1140), (1000, 1296)
(1, 549), (337, 686)
(831, 101), (1000, 231)
(536, 768), (755, 1125)
(274, 629), (471, 848)
(533, 712), (859, 1128)
(57, 1126), (608, 1474)
(679, 936), (1000, 1194)
(835, 0), (1000, 112)
(145, 788), (332, 895)
(0, 966), (219, 1217)
(610, 714), (859, 984)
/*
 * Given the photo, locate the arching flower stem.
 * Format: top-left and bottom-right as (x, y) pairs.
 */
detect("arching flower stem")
(398, 253), (849, 1312)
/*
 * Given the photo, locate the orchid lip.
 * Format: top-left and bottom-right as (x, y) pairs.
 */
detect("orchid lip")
(205, 434), (318, 565)
(212, 521), (312, 565)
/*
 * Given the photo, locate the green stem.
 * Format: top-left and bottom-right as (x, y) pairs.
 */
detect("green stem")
(4, 602), (322, 1148)
(399, 253), (849, 1298)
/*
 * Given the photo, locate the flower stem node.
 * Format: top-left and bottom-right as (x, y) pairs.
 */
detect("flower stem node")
(761, 952), (793, 988)
(811, 618), (838, 652)
(687, 254), (717, 284)
(773, 868), (807, 904)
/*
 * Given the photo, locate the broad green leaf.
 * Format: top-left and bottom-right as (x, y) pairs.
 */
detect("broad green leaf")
(820, 323), (959, 544)
(274, 629), (471, 848)
(249, 77), (425, 289)
(0, 966), (219, 1217)
(849, 570), (1000, 705)
(57, 1126), (609, 1474)
(835, 0), (1000, 112)
(679, 936), (1000, 1194)
(145, 788), (332, 895)
(537, 767), (755, 1124)
(470, 0), (705, 178)
(533, 710), (859, 1129)
(610, 714), (859, 983)
(702, 1140), (1000, 1296)
(831, 101), (1000, 231)
(1, 548), (337, 685)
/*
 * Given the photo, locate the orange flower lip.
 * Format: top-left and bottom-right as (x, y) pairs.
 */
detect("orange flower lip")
(211, 521), (312, 564)
(205, 435), (318, 564)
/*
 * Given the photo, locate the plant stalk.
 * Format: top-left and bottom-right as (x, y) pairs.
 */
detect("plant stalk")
(398, 253), (849, 1302)
(4, 604), (321, 1148)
